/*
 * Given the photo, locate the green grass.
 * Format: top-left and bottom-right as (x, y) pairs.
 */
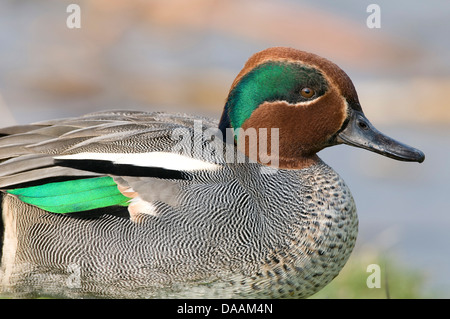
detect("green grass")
(310, 249), (435, 299)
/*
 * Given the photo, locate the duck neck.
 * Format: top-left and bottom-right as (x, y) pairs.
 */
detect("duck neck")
(277, 154), (320, 170)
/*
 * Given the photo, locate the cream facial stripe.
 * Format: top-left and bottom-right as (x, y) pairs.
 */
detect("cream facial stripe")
(54, 152), (222, 171)
(272, 94), (327, 107)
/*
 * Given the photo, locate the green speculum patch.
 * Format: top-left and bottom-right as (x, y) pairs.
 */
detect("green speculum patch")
(223, 61), (328, 132)
(7, 176), (130, 213)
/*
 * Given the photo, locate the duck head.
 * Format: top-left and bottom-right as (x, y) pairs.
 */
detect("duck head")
(219, 47), (425, 169)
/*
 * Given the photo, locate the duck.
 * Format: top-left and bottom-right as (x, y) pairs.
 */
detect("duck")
(0, 47), (424, 298)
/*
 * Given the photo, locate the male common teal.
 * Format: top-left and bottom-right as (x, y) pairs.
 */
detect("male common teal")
(0, 47), (424, 298)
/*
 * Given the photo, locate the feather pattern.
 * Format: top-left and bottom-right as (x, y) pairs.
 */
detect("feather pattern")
(0, 110), (358, 298)
(0, 111), (222, 186)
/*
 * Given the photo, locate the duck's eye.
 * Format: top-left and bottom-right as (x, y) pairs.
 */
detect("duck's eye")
(300, 87), (315, 99)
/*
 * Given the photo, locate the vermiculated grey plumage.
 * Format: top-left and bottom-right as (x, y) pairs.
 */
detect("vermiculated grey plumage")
(0, 111), (357, 298)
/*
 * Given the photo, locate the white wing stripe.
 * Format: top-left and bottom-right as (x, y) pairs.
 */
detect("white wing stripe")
(54, 152), (221, 171)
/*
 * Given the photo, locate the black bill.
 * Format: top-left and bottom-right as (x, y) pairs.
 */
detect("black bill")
(336, 110), (425, 163)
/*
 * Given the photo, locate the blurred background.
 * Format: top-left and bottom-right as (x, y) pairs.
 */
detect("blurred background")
(0, 0), (448, 298)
